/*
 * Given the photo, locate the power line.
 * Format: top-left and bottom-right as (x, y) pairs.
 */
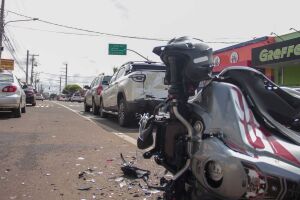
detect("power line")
(3, 34), (25, 72)
(39, 71), (95, 78)
(7, 10), (169, 42)
(6, 10), (240, 44)
(7, 25), (101, 37)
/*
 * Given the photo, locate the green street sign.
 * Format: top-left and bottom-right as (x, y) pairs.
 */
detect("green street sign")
(108, 44), (127, 55)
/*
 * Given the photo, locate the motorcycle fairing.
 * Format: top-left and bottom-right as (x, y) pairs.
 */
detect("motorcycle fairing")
(189, 80), (300, 199)
(218, 67), (300, 144)
(190, 81), (300, 167)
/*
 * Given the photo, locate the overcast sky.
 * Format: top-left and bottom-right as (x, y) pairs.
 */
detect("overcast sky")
(3, 0), (300, 92)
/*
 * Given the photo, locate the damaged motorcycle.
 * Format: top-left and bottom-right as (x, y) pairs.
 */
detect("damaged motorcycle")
(137, 36), (300, 200)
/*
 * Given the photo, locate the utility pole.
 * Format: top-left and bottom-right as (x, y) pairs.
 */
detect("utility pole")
(60, 76), (62, 94)
(26, 50), (29, 84)
(34, 72), (39, 90)
(0, 0), (5, 61)
(30, 54), (38, 84)
(65, 63), (68, 87)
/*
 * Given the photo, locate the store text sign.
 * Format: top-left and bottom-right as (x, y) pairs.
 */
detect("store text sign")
(252, 37), (300, 66)
(0, 59), (14, 70)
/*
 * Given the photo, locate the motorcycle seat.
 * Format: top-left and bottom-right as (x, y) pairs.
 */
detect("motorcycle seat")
(218, 67), (300, 144)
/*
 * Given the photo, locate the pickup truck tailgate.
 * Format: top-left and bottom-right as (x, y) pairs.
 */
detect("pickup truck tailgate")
(143, 71), (168, 99)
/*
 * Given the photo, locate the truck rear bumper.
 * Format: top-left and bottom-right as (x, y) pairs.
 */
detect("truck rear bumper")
(127, 98), (165, 115)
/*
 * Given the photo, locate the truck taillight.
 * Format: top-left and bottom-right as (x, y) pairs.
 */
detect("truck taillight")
(2, 85), (17, 93)
(129, 74), (146, 82)
(97, 85), (103, 95)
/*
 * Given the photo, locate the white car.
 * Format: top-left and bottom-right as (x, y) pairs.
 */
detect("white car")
(35, 93), (44, 101)
(71, 93), (83, 102)
(0, 69), (26, 117)
(100, 61), (168, 126)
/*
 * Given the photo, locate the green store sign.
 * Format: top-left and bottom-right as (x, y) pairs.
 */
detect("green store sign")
(252, 37), (300, 66)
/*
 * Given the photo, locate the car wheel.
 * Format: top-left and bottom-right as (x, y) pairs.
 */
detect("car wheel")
(92, 100), (99, 115)
(32, 102), (36, 106)
(13, 104), (21, 118)
(21, 105), (26, 113)
(118, 99), (130, 127)
(99, 99), (107, 118)
(84, 101), (90, 112)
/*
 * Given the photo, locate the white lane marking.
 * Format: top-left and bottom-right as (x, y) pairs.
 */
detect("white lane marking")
(52, 101), (137, 146)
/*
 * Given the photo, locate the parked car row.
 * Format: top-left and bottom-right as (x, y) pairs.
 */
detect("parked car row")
(57, 93), (84, 102)
(0, 69), (47, 118)
(84, 61), (168, 127)
(0, 69), (27, 118)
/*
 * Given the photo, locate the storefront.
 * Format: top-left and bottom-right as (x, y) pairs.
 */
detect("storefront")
(252, 32), (300, 86)
(213, 36), (275, 73)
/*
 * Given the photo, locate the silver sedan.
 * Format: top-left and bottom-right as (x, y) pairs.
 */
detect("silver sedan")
(0, 70), (26, 117)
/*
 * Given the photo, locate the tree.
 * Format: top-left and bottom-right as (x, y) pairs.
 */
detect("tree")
(62, 84), (82, 95)
(113, 66), (118, 74)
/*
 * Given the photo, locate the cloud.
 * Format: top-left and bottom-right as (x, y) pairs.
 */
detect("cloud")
(111, 0), (129, 19)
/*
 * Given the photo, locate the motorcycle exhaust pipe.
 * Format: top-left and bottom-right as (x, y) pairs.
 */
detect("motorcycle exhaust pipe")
(171, 99), (194, 180)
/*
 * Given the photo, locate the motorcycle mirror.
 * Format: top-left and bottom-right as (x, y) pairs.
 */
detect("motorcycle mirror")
(152, 46), (164, 56)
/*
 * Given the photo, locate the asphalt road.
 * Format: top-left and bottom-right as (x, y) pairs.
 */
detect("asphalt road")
(57, 101), (139, 141)
(0, 100), (162, 200)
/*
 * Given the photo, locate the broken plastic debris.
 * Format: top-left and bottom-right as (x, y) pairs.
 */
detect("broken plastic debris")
(77, 157), (85, 160)
(76, 164), (81, 166)
(87, 168), (94, 173)
(115, 177), (124, 182)
(121, 165), (150, 179)
(119, 180), (127, 188)
(120, 153), (150, 179)
(86, 179), (96, 183)
(78, 171), (87, 179)
(46, 173), (51, 176)
(77, 185), (92, 191)
(143, 188), (160, 194)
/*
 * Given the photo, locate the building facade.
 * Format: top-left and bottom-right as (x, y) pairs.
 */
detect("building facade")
(213, 31), (300, 86)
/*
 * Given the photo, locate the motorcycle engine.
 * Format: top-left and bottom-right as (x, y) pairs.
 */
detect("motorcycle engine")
(153, 112), (188, 174)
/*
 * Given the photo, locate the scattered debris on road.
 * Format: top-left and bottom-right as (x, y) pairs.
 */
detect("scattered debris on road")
(120, 153), (150, 179)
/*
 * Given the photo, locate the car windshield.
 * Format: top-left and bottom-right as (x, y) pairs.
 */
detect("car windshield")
(103, 76), (112, 83)
(0, 74), (14, 83)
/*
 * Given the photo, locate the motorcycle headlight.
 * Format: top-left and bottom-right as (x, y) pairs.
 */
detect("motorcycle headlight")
(205, 160), (223, 188)
(207, 161), (223, 181)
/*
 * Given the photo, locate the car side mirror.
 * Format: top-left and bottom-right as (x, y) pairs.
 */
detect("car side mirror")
(84, 85), (91, 90)
(22, 85), (28, 89)
(102, 81), (109, 85)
